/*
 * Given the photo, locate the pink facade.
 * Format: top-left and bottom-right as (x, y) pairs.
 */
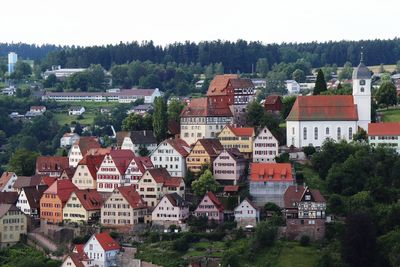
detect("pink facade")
(213, 149), (246, 185)
(194, 192), (224, 223)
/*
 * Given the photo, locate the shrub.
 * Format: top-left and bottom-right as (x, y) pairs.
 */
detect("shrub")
(300, 235), (310, 246)
(172, 237), (190, 252)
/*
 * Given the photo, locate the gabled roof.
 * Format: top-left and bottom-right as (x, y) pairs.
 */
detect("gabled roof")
(22, 185), (48, 209)
(13, 175), (44, 189)
(78, 154), (105, 179)
(36, 156), (69, 173)
(73, 189), (103, 211)
(146, 168), (172, 183)
(0, 171), (15, 191)
(284, 186), (326, 209)
(116, 131), (130, 147)
(264, 95), (282, 105)
(129, 130), (157, 145)
(207, 74), (254, 96)
(226, 125), (254, 137)
(0, 204), (21, 218)
(108, 150), (135, 175)
(85, 147), (112, 157)
(163, 193), (188, 208)
(286, 95), (358, 121)
(195, 139), (224, 157)
(180, 98), (233, 117)
(61, 167), (77, 179)
(235, 198), (259, 211)
(204, 191), (224, 212)
(73, 137), (100, 155)
(368, 122), (400, 136)
(94, 232), (121, 251)
(129, 156), (153, 174)
(43, 179), (77, 206)
(67, 253), (86, 267)
(220, 149), (245, 163)
(164, 139), (190, 157)
(164, 177), (183, 188)
(117, 186), (147, 209)
(250, 163), (293, 182)
(0, 192), (19, 204)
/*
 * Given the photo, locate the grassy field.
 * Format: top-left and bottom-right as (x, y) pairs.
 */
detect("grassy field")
(335, 64), (396, 74)
(380, 108), (400, 122)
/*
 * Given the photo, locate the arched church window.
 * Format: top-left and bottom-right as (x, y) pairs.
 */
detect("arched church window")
(303, 127), (307, 140)
(326, 127), (330, 135)
(314, 127), (318, 140)
(337, 127), (341, 140)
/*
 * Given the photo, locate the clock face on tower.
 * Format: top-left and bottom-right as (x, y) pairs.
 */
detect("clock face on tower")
(360, 80), (366, 85)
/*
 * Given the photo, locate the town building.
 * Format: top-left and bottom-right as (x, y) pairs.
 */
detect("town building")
(101, 186), (147, 227)
(16, 185), (48, 218)
(123, 156), (153, 189)
(137, 168), (185, 207)
(150, 138), (191, 177)
(0, 192), (19, 205)
(68, 137), (101, 167)
(126, 104), (153, 115)
(0, 204), (27, 248)
(285, 80), (300, 95)
(0, 172), (18, 192)
(116, 130), (157, 155)
(213, 148), (246, 185)
(234, 198), (260, 227)
(63, 189), (103, 223)
(206, 74), (255, 125)
(368, 122), (400, 153)
(43, 67), (86, 80)
(72, 154), (104, 190)
(8, 52), (17, 74)
(60, 133), (80, 148)
(217, 125), (255, 158)
(249, 163), (294, 207)
(180, 97), (233, 145)
(83, 232), (121, 267)
(186, 138), (223, 173)
(194, 191), (224, 223)
(264, 95), (283, 114)
(253, 126), (279, 162)
(30, 106), (46, 114)
(286, 56), (371, 148)
(40, 179), (77, 223)
(96, 150), (135, 192)
(283, 186), (326, 240)
(61, 244), (91, 267)
(151, 193), (189, 226)
(69, 106), (86, 116)
(36, 156), (69, 177)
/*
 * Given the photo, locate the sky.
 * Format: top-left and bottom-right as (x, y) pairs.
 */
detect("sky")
(1, 0), (399, 46)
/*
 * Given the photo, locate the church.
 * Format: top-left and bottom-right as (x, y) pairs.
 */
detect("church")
(286, 55), (371, 148)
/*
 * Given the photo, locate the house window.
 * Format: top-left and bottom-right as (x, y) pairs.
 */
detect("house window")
(349, 127), (353, 139)
(337, 127), (341, 140)
(303, 127), (307, 140)
(326, 127), (329, 135)
(314, 127), (318, 140)
(292, 127), (295, 135)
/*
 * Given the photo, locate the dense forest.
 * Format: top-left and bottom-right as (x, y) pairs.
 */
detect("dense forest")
(2, 38), (400, 72)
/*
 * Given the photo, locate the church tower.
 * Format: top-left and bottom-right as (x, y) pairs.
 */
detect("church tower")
(352, 50), (371, 131)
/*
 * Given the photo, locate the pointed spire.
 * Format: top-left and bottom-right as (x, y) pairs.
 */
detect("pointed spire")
(360, 47), (364, 63)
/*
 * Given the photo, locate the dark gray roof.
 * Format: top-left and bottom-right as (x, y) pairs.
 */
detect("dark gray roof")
(130, 130), (157, 145)
(352, 62), (371, 80)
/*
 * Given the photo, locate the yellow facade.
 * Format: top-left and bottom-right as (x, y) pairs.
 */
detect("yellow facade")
(218, 126), (254, 157)
(72, 165), (97, 190)
(0, 205), (27, 247)
(186, 142), (212, 173)
(63, 192), (99, 223)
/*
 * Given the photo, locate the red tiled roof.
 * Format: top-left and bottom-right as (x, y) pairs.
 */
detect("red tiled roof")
(146, 168), (171, 183)
(94, 232), (121, 251)
(180, 98), (233, 117)
(206, 191), (224, 212)
(196, 139), (224, 157)
(137, 156), (154, 170)
(164, 177), (183, 187)
(44, 179), (77, 206)
(117, 186), (147, 209)
(36, 156), (69, 173)
(42, 176), (57, 187)
(78, 154), (105, 179)
(226, 125), (254, 137)
(284, 186), (326, 209)
(207, 75), (254, 96)
(264, 95), (282, 105)
(74, 189), (103, 211)
(86, 147), (111, 156)
(164, 193), (187, 208)
(62, 167), (76, 179)
(0, 172), (14, 191)
(250, 163), (293, 182)
(73, 137), (100, 155)
(69, 253), (85, 267)
(166, 139), (190, 157)
(224, 185), (239, 192)
(0, 192), (19, 204)
(286, 95), (358, 121)
(109, 150), (135, 175)
(168, 120), (180, 135)
(368, 122), (400, 136)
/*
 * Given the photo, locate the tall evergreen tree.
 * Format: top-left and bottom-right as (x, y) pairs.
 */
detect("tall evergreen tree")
(152, 97), (168, 142)
(313, 69), (327, 95)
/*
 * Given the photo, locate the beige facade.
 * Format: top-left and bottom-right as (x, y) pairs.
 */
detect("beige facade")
(151, 194), (189, 226)
(72, 165), (96, 190)
(0, 204), (27, 247)
(63, 192), (100, 223)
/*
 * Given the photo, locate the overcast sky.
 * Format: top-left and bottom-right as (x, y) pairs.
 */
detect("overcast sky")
(1, 0), (398, 46)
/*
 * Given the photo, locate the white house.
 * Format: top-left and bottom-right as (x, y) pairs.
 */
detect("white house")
(286, 56), (371, 148)
(83, 232), (120, 267)
(285, 80), (300, 95)
(151, 193), (189, 226)
(68, 137), (100, 167)
(30, 106), (46, 114)
(60, 133), (80, 148)
(69, 106), (86, 116)
(0, 172), (18, 192)
(16, 185), (48, 218)
(368, 122), (400, 153)
(234, 198), (260, 227)
(123, 156), (153, 189)
(117, 131), (157, 155)
(150, 139), (191, 178)
(253, 126), (279, 162)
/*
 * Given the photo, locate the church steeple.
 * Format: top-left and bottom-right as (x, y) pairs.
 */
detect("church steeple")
(360, 47), (364, 63)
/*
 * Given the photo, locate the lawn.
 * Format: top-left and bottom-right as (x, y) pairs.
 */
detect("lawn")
(275, 242), (320, 267)
(380, 108), (400, 122)
(295, 163), (327, 194)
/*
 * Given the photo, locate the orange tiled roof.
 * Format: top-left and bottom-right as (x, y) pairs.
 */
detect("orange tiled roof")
(94, 232), (121, 251)
(286, 95), (358, 121)
(73, 137), (100, 155)
(44, 179), (77, 206)
(74, 189), (103, 211)
(36, 156), (69, 173)
(117, 186), (147, 209)
(180, 98), (233, 117)
(207, 75), (254, 96)
(0, 172), (14, 191)
(250, 163), (293, 182)
(227, 125), (254, 137)
(368, 122), (400, 136)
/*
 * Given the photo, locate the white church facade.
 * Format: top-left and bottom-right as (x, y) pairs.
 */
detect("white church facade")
(286, 56), (371, 148)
